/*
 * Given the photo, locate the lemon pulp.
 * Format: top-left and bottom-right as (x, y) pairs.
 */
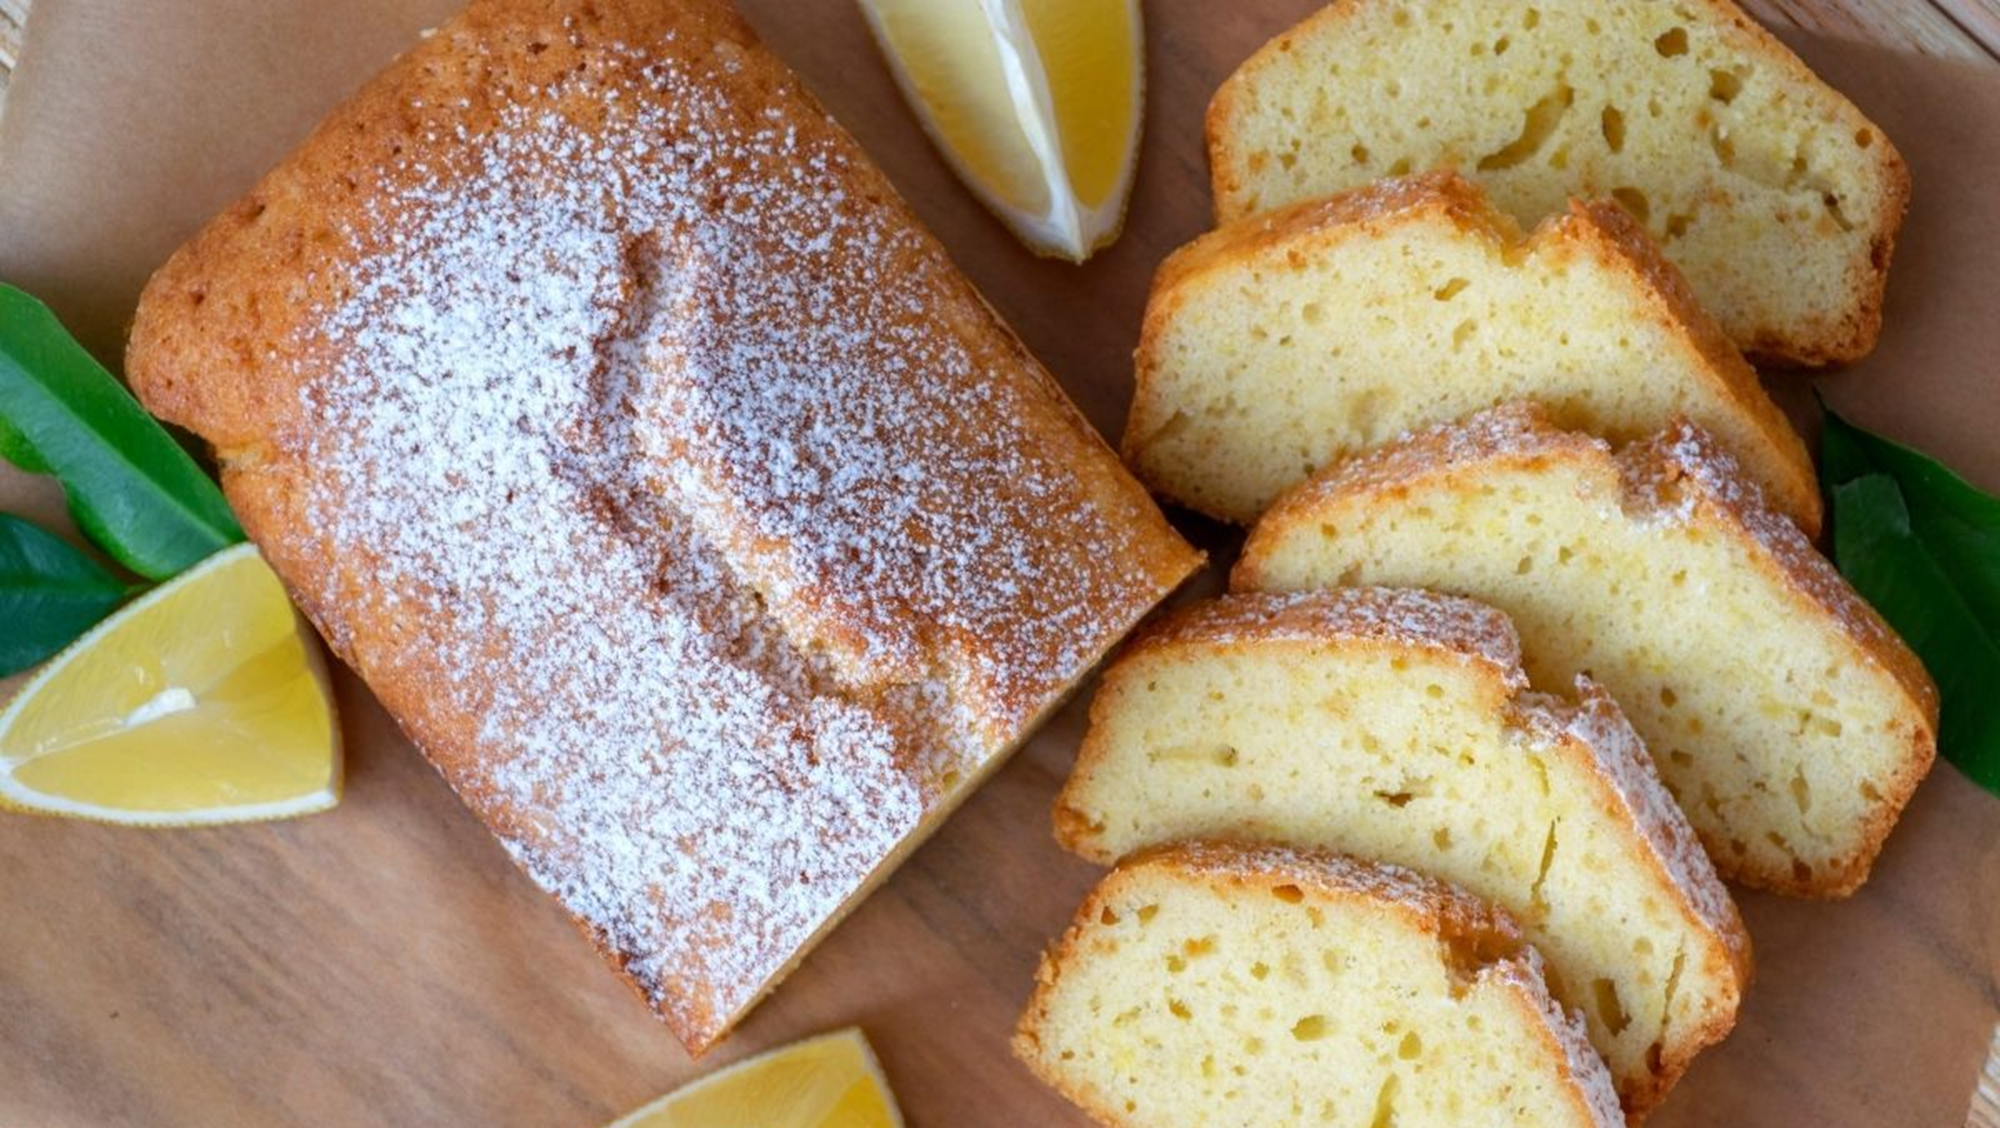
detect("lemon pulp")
(606, 1028), (903, 1128)
(860, 0), (1143, 261)
(1018, 0), (1139, 210)
(0, 542), (340, 824)
(863, 0), (1051, 215)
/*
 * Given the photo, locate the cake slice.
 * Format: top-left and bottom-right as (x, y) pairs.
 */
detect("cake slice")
(1055, 588), (1748, 1115)
(124, 0), (1200, 1053)
(1234, 404), (1937, 896)
(1014, 840), (1623, 1128)
(1206, 0), (1908, 365)
(1126, 171), (1816, 530)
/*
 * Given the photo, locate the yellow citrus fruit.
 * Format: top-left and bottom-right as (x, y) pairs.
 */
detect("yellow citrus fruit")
(605, 1028), (904, 1128)
(0, 542), (340, 825)
(859, 0), (1143, 262)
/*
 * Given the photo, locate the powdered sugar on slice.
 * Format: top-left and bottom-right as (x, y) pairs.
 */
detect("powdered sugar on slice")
(1622, 418), (1936, 720)
(1130, 587), (1525, 687)
(1488, 947), (1629, 1128)
(1515, 677), (1748, 971)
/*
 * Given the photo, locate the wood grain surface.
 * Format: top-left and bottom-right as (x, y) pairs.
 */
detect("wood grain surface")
(1739, 0), (2000, 59)
(2, 3), (2000, 1128)
(0, 0), (30, 107)
(2, 2), (1997, 122)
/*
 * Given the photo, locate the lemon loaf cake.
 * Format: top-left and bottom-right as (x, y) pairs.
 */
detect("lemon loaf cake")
(1235, 405), (1937, 896)
(1054, 588), (1748, 1114)
(1126, 171), (1816, 530)
(124, 0), (1201, 1054)
(1015, 840), (1623, 1128)
(1207, 0), (1909, 365)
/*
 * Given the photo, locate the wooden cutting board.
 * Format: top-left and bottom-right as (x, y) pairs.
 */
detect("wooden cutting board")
(2, 3), (1998, 1126)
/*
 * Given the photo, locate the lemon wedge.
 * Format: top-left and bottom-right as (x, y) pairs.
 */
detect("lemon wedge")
(859, 0), (1143, 261)
(606, 1028), (904, 1128)
(0, 542), (340, 825)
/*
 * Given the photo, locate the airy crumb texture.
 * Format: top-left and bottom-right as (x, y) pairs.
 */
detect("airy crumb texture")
(1236, 405), (1937, 896)
(1056, 588), (1748, 1115)
(1014, 840), (1623, 1128)
(1207, 0), (1909, 365)
(124, 0), (1198, 1053)
(1126, 171), (1816, 530)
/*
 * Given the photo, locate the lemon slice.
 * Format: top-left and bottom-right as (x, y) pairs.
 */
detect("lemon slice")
(0, 542), (340, 825)
(606, 1028), (904, 1128)
(859, 0), (1143, 262)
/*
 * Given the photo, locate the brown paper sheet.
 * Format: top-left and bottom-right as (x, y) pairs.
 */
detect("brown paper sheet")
(0, 3), (1996, 1126)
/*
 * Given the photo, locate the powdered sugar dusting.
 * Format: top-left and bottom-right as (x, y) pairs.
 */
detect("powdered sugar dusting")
(1491, 947), (1629, 1128)
(1133, 838), (1626, 1128)
(1132, 587), (1524, 686)
(282, 22), (1184, 1048)
(1043, 841), (1620, 1127)
(1239, 402), (1600, 582)
(1623, 419), (1936, 720)
(1516, 677), (1748, 973)
(1129, 839), (1523, 944)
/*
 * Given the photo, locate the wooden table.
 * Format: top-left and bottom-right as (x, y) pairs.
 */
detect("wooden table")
(1744, 0), (2000, 58)
(0, 1), (32, 104)
(1, 3), (1998, 1128)
(0, 0), (1993, 165)
(1, 4), (1994, 142)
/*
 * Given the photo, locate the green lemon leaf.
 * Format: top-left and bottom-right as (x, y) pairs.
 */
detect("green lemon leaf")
(0, 513), (134, 676)
(0, 284), (243, 578)
(0, 413), (51, 474)
(1822, 409), (2000, 795)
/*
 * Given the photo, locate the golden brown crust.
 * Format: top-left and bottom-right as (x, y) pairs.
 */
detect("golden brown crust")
(1148, 170), (1503, 305)
(1241, 404), (1936, 739)
(1664, 0), (1911, 368)
(1620, 421), (1938, 733)
(1234, 403), (1937, 896)
(1620, 420), (1937, 896)
(1128, 171), (1822, 534)
(1234, 404), (1601, 569)
(1112, 585), (1526, 679)
(1054, 590), (1749, 1114)
(1127, 173), (1510, 527)
(1115, 840), (1527, 948)
(1562, 197), (1820, 533)
(127, 0), (1198, 1054)
(1203, 0), (1378, 226)
(1015, 840), (1530, 1071)
(1081, 593), (1750, 980)
(1013, 840), (1623, 1128)
(1053, 587), (1528, 863)
(1517, 679), (1751, 1114)
(1204, 0), (1910, 367)
(1528, 682), (1755, 982)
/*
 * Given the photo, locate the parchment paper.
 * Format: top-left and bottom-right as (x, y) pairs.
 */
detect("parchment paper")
(0, 4), (1995, 1126)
